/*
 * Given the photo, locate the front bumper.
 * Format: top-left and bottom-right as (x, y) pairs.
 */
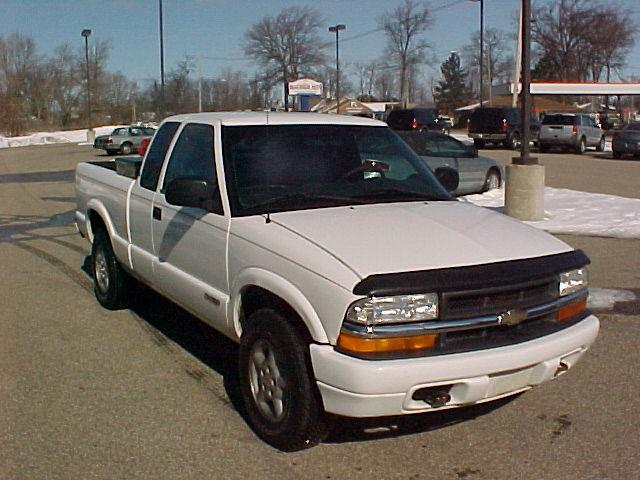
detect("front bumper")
(469, 133), (506, 141)
(310, 314), (598, 417)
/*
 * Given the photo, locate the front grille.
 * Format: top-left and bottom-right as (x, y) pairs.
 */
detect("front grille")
(441, 277), (558, 320)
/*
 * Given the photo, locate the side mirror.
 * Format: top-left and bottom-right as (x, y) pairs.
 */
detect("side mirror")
(434, 166), (459, 193)
(165, 177), (220, 212)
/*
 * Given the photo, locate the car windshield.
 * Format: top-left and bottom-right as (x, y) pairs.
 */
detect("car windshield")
(542, 115), (575, 126)
(222, 125), (452, 216)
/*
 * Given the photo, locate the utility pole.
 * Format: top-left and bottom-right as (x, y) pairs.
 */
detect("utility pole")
(512, 5), (522, 108)
(328, 24), (346, 114)
(470, 0), (484, 107)
(198, 53), (203, 113)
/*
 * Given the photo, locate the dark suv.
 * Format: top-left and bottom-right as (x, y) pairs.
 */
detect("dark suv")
(468, 107), (539, 150)
(387, 108), (441, 132)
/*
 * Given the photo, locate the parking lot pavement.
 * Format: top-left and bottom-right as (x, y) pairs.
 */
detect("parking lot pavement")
(1, 144), (639, 479)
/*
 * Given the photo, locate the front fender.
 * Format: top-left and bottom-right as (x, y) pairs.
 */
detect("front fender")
(230, 267), (329, 344)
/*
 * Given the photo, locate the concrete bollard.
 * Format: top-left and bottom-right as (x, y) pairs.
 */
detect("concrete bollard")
(86, 129), (96, 144)
(504, 164), (545, 221)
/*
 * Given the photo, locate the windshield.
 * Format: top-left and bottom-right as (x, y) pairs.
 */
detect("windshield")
(222, 125), (452, 216)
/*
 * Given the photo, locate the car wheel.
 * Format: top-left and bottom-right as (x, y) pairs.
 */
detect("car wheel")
(239, 309), (332, 451)
(612, 150), (622, 159)
(539, 143), (548, 153)
(507, 132), (520, 150)
(120, 142), (133, 155)
(91, 228), (133, 310)
(473, 139), (485, 149)
(576, 137), (586, 154)
(596, 136), (605, 152)
(484, 170), (501, 192)
(105, 149), (117, 156)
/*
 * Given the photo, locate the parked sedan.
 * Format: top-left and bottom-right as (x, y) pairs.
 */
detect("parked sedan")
(93, 126), (156, 155)
(612, 122), (640, 158)
(397, 130), (502, 196)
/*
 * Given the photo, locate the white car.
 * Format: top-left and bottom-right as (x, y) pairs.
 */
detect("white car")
(75, 112), (599, 451)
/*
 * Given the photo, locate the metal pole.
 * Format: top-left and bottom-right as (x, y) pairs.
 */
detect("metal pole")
(159, 0), (165, 117)
(515, 0), (536, 166)
(512, 4), (523, 108)
(479, 0), (484, 108)
(84, 34), (91, 130)
(198, 54), (202, 112)
(335, 29), (340, 114)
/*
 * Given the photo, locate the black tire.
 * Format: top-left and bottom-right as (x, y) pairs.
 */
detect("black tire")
(483, 169), (501, 192)
(239, 309), (331, 451)
(576, 137), (586, 154)
(612, 150), (622, 159)
(539, 143), (548, 153)
(105, 149), (117, 156)
(506, 132), (520, 150)
(473, 139), (485, 148)
(596, 136), (605, 152)
(91, 228), (132, 310)
(120, 142), (133, 155)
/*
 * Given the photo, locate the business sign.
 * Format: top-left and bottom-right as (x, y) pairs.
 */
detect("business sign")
(288, 78), (323, 96)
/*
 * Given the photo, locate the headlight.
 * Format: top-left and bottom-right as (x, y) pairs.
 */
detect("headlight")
(559, 268), (588, 297)
(345, 293), (438, 325)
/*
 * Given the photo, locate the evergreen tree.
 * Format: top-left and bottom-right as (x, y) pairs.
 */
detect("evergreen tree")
(433, 53), (471, 114)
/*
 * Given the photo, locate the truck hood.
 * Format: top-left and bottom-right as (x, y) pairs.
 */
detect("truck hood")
(269, 201), (571, 279)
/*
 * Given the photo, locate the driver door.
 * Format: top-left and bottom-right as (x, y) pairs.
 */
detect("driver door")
(151, 123), (229, 331)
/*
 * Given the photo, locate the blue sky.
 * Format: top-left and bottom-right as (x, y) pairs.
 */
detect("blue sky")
(2, 0), (640, 85)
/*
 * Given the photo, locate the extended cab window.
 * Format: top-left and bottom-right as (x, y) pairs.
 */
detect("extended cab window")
(162, 123), (223, 214)
(140, 121), (180, 191)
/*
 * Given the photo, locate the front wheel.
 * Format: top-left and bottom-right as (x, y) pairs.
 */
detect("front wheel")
(596, 136), (605, 152)
(120, 142), (133, 155)
(91, 229), (132, 310)
(576, 137), (586, 154)
(239, 309), (331, 451)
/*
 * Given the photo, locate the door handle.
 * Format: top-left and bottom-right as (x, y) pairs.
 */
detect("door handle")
(153, 206), (162, 221)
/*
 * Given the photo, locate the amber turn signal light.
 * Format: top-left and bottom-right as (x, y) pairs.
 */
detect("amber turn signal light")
(557, 298), (587, 322)
(337, 331), (437, 355)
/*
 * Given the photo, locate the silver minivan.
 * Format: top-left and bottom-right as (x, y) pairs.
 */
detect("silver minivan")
(539, 113), (605, 154)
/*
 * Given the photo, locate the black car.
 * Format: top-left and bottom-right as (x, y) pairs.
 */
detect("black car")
(468, 107), (539, 150)
(387, 108), (441, 132)
(612, 122), (640, 158)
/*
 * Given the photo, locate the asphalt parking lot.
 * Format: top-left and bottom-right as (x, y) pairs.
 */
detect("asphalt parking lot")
(1, 143), (639, 480)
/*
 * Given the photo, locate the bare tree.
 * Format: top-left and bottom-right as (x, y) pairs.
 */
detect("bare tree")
(244, 7), (327, 110)
(353, 61), (378, 99)
(379, 0), (433, 107)
(48, 44), (81, 127)
(463, 28), (513, 98)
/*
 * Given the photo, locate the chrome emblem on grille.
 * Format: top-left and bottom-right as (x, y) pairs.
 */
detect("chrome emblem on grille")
(498, 309), (527, 326)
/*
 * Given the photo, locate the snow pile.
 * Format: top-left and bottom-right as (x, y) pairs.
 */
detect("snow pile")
(0, 126), (125, 149)
(588, 288), (637, 310)
(462, 186), (640, 239)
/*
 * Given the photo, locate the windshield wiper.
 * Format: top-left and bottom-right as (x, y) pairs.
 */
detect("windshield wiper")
(353, 189), (448, 202)
(249, 193), (365, 213)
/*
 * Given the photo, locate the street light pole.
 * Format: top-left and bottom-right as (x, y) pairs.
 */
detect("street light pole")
(81, 29), (93, 142)
(328, 24), (346, 114)
(158, 0), (165, 118)
(469, 0), (484, 107)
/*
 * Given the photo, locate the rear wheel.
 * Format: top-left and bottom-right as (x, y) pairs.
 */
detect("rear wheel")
(120, 142), (133, 155)
(506, 132), (520, 150)
(239, 309), (332, 451)
(91, 229), (132, 310)
(596, 136), (605, 152)
(576, 137), (586, 154)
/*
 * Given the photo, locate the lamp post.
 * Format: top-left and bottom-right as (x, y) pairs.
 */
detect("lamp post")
(470, 0), (484, 108)
(158, 0), (165, 118)
(328, 24), (346, 114)
(81, 29), (93, 142)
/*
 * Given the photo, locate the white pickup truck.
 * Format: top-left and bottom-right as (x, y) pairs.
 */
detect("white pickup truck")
(75, 112), (599, 451)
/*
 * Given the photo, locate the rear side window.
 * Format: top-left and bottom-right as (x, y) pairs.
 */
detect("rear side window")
(542, 115), (575, 126)
(140, 121), (180, 191)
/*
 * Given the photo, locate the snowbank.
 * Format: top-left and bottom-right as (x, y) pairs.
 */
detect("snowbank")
(0, 126), (125, 149)
(462, 186), (640, 239)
